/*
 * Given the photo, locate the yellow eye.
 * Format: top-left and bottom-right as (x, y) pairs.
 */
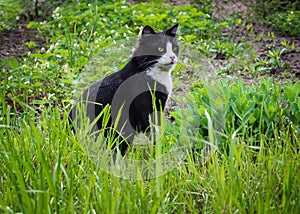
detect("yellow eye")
(173, 46), (177, 51)
(158, 47), (164, 52)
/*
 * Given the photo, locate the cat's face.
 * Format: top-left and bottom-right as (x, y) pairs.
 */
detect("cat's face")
(133, 24), (179, 72)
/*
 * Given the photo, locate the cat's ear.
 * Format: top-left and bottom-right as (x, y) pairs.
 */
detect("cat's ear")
(165, 23), (179, 37)
(142, 25), (156, 35)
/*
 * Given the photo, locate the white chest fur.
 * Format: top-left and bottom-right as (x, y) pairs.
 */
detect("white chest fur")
(146, 66), (173, 95)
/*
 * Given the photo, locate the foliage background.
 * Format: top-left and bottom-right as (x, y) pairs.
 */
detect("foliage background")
(0, 0), (299, 213)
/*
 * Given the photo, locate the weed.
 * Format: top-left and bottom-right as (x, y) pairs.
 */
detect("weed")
(267, 48), (286, 68)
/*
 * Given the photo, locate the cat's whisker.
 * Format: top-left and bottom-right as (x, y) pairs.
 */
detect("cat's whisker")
(138, 58), (158, 68)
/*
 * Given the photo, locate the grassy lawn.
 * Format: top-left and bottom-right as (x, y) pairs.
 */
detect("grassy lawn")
(0, 0), (299, 213)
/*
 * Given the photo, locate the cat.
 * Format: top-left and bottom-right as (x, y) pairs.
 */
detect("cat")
(69, 24), (179, 156)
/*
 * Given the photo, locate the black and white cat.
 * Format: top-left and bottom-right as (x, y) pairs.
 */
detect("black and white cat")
(70, 24), (179, 155)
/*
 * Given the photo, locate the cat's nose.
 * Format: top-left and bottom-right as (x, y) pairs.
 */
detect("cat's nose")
(170, 56), (175, 62)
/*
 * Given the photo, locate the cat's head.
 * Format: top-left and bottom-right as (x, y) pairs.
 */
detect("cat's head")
(132, 24), (179, 72)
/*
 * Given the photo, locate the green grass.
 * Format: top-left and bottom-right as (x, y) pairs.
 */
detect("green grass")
(1, 80), (299, 213)
(1, 0), (300, 213)
(0, 110), (299, 213)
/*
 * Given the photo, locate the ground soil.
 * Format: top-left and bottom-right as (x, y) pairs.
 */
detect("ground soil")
(0, 24), (47, 58)
(223, 21), (300, 83)
(212, 0), (300, 83)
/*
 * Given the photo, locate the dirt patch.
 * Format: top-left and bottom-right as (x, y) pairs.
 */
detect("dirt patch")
(0, 24), (47, 58)
(0, 0), (56, 59)
(221, 21), (300, 82)
(212, 0), (250, 20)
(212, 0), (300, 83)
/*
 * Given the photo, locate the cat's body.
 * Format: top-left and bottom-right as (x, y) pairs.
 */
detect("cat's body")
(70, 24), (179, 155)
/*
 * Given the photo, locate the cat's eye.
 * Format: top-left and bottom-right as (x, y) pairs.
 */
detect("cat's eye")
(158, 47), (164, 52)
(173, 46), (178, 51)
